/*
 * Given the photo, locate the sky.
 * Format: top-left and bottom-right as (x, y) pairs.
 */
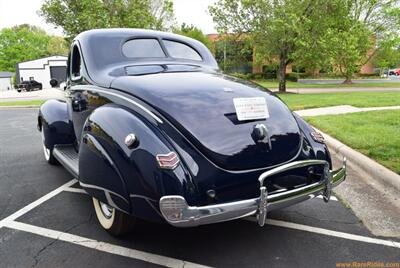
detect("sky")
(0, 0), (217, 36)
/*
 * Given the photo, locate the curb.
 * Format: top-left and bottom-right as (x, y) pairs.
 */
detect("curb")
(0, 106), (40, 109)
(317, 128), (400, 192)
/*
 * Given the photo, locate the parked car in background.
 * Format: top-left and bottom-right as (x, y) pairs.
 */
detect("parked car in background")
(17, 80), (42, 92)
(38, 29), (346, 236)
(388, 69), (400, 76)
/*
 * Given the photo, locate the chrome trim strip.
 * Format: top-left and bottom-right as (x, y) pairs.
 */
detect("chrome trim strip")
(129, 194), (157, 203)
(79, 182), (129, 204)
(73, 85), (163, 123)
(145, 199), (163, 218)
(130, 194), (163, 218)
(105, 191), (119, 210)
(159, 158), (347, 227)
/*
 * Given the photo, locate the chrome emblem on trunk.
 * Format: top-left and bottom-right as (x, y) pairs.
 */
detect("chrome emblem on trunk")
(252, 124), (272, 150)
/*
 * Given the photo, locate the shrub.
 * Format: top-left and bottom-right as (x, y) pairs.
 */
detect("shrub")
(286, 73), (298, 82)
(230, 72), (250, 80)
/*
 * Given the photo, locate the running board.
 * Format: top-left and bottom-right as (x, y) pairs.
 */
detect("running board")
(53, 145), (79, 178)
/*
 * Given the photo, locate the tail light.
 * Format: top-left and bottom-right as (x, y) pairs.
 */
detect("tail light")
(311, 131), (325, 144)
(156, 152), (180, 169)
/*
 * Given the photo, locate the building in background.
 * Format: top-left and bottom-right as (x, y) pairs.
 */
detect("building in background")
(207, 34), (374, 76)
(0, 72), (14, 91)
(16, 56), (68, 88)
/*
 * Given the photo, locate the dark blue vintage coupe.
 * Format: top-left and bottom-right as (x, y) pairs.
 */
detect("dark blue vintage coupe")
(38, 29), (346, 236)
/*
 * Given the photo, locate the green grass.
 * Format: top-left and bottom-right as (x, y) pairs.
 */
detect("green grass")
(306, 110), (400, 174)
(0, 100), (45, 107)
(277, 91), (400, 110)
(256, 80), (400, 89)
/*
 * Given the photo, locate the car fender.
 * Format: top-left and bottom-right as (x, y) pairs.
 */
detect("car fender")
(38, 99), (75, 149)
(293, 112), (332, 167)
(79, 104), (193, 221)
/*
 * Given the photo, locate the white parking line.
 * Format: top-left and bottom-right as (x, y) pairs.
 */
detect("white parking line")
(0, 179), (77, 228)
(3, 221), (210, 268)
(244, 217), (400, 249)
(1, 177), (398, 268)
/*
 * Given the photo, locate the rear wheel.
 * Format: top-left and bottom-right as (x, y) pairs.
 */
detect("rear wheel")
(92, 197), (135, 236)
(41, 129), (58, 165)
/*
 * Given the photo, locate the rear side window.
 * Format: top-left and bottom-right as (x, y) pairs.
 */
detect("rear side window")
(71, 45), (82, 79)
(163, 40), (202, 61)
(122, 39), (166, 58)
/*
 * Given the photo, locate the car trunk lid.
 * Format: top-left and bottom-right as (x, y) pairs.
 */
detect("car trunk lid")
(111, 71), (302, 171)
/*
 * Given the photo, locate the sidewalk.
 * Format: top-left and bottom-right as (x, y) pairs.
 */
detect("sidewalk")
(271, 87), (400, 94)
(294, 105), (400, 117)
(296, 105), (400, 236)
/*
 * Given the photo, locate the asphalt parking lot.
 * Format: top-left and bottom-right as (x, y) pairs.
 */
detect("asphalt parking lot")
(0, 108), (399, 268)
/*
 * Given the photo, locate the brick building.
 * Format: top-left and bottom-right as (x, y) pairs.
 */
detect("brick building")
(207, 34), (375, 75)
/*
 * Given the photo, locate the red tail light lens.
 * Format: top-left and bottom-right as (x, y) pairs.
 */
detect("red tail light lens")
(156, 152), (180, 169)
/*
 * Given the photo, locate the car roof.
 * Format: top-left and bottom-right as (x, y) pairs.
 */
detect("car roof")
(74, 29), (219, 87)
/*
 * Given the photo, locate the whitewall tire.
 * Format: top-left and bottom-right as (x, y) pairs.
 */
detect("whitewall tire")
(41, 130), (58, 165)
(92, 197), (134, 236)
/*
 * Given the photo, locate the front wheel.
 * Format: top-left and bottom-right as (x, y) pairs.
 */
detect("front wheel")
(92, 197), (135, 236)
(41, 130), (58, 165)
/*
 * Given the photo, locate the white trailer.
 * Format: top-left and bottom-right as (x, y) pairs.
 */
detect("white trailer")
(0, 72), (13, 91)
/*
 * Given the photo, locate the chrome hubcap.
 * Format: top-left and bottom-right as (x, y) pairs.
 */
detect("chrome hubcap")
(99, 201), (114, 219)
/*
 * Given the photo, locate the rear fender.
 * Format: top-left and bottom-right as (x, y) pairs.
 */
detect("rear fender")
(293, 113), (332, 167)
(79, 104), (192, 221)
(38, 99), (75, 149)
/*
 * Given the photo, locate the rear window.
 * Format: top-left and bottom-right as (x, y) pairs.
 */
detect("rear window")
(122, 39), (166, 58)
(163, 40), (202, 61)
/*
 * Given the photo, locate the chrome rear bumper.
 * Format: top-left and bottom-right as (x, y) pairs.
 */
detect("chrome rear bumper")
(159, 159), (347, 227)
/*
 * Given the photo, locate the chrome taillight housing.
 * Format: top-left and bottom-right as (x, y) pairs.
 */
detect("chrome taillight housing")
(156, 152), (180, 169)
(311, 131), (325, 144)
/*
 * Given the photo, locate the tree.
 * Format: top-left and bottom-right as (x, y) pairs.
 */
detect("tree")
(0, 25), (50, 72)
(327, 0), (400, 83)
(150, 0), (175, 31)
(47, 36), (69, 56)
(373, 39), (400, 73)
(39, 0), (175, 39)
(214, 35), (253, 73)
(209, 0), (340, 92)
(210, 0), (400, 88)
(174, 23), (212, 50)
(327, 20), (373, 83)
